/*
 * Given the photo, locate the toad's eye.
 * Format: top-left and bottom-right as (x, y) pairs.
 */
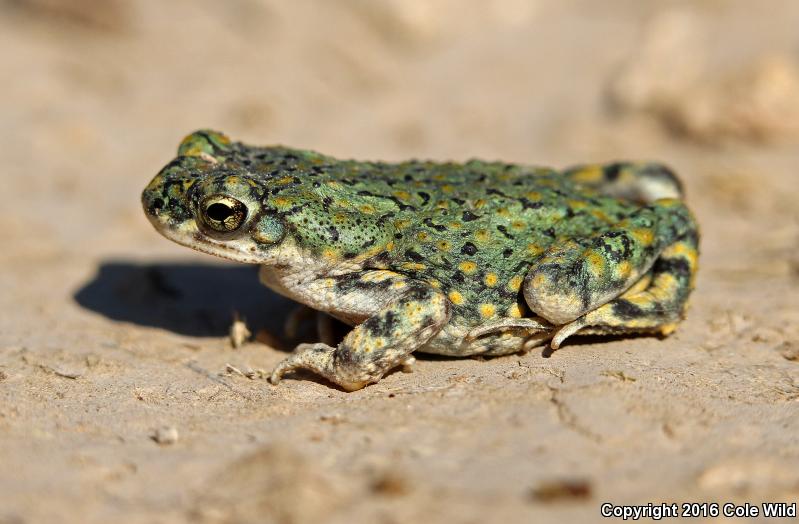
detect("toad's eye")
(200, 195), (247, 232)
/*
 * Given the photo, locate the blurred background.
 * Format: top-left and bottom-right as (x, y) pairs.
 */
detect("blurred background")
(2, 1), (799, 522)
(3, 0), (799, 260)
(3, 0), (799, 269)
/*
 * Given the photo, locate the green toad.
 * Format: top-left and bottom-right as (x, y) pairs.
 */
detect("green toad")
(142, 130), (699, 390)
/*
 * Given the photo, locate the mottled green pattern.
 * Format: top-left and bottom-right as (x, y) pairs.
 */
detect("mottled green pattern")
(142, 130), (699, 389)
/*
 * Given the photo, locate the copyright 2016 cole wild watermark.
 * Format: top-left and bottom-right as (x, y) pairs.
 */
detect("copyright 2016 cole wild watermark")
(600, 502), (797, 520)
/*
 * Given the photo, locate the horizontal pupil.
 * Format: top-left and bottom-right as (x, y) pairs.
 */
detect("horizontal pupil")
(207, 202), (233, 222)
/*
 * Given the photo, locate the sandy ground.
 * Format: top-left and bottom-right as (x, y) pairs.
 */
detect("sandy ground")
(2, 1), (799, 522)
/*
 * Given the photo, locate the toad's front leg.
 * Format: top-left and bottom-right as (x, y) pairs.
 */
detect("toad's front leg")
(270, 283), (450, 391)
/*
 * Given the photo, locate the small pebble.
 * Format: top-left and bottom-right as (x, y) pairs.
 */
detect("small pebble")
(229, 314), (252, 348)
(777, 340), (799, 361)
(529, 478), (592, 502)
(370, 472), (410, 496)
(152, 426), (179, 445)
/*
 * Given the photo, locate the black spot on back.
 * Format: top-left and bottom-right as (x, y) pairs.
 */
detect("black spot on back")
(405, 250), (424, 262)
(604, 163), (623, 181)
(461, 242), (478, 255)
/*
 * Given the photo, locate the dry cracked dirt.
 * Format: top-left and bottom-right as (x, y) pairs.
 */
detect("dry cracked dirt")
(1, 1), (798, 523)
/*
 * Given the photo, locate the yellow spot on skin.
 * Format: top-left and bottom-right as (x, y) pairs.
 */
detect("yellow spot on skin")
(507, 275), (523, 292)
(590, 209), (611, 222)
(325, 181), (342, 189)
(474, 199), (487, 209)
(436, 200), (449, 209)
(391, 281), (407, 290)
(458, 261), (478, 274)
(179, 145), (204, 157)
(497, 208), (511, 217)
(525, 191), (542, 201)
(660, 323), (678, 336)
(479, 303), (496, 318)
(401, 262), (426, 271)
(275, 175), (294, 185)
(385, 241), (395, 251)
(322, 278), (336, 289)
(437, 240), (451, 251)
(357, 244), (385, 263)
(569, 165), (603, 183)
(631, 228), (654, 246)
(508, 303), (523, 318)
(448, 222), (463, 230)
(526, 243), (544, 256)
(474, 230), (490, 243)
(359, 204), (375, 214)
(361, 271), (394, 282)
(617, 261), (632, 279)
(322, 248), (339, 261)
(272, 197), (292, 209)
(448, 291), (464, 305)
(145, 175), (164, 191)
(567, 199), (588, 210)
(622, 274), (651, 295)
(511, 221), (526, 231)
(585, 250), (606, 275)
(428, 279), (442, 289)
(627, 294), (657, 308)
(532, 274), (547, 288)
(665, 242), (699, 269)
(416, 231), (430, 241)
(484, 273), (498, 287)
(394, 219), (412, 230)
(393, 190), (411, 200)
(652, 273), (678, 295)
(656, 197), (681, 208)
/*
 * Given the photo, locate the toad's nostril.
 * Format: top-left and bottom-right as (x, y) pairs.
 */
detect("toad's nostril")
(150, 197), (164, 215)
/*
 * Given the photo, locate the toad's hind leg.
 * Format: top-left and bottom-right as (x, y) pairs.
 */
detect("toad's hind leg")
(563, 162), (683, 203)
(523, 198), (698, 347)
(551, 230), (698, 347)
(269, 284), (450, 391)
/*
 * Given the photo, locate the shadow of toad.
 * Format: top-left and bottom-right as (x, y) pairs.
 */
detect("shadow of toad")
(74, 261), (299, 339)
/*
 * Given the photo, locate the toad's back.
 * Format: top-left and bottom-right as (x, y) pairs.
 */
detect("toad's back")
(142, 130), (698, 390)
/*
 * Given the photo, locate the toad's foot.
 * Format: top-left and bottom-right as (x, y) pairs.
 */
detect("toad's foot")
(269, 344), (417, 391)
(269, 282), (449, 391)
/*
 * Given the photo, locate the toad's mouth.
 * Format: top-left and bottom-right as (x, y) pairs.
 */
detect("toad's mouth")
(145, 213), (264, 265)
